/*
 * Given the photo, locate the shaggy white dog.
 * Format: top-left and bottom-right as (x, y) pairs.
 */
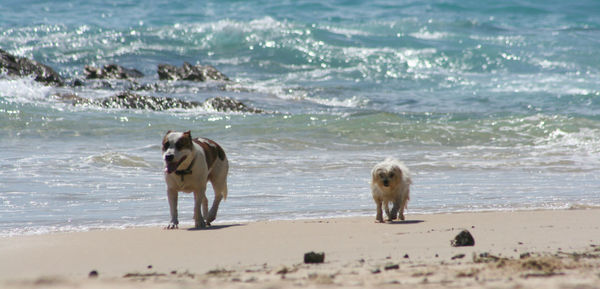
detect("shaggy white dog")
(371, 158), (412, 223)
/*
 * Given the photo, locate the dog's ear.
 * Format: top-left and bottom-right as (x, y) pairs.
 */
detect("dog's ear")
(392, 165), (403, 178)
(183, 130), (192, 139)
(164, 130), (172, 136)
(162, 132), (171, 151)
(373, 168), (382, 178)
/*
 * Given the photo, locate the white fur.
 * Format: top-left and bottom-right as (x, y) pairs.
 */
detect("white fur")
(370, 158), (412, 223)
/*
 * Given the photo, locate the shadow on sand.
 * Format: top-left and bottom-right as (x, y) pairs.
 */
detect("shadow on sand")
(387, 220), (424, 225)
(187, 223), (245, 231)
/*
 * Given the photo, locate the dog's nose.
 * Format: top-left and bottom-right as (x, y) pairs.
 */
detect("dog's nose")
(383, 180), (389, 187)
(165, 154), (174, 162)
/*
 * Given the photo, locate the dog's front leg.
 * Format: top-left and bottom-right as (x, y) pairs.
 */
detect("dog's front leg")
(193, 188), (207, 229)
(374, 198), (384, 223)
(390, 201), (399, 221)
(166, 188), (179, 229)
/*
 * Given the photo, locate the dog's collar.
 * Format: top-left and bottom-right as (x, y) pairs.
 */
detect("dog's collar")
(175, 156), (196, 181)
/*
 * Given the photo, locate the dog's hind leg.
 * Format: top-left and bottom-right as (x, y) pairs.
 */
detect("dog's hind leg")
(207, 179), (227, 225)
(399, 194), (408, 221)
(201, 196), (209, 225)
(193, 187), (207, 229)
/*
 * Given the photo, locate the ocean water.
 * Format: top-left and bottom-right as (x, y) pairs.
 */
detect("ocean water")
(1, 0), (600, 236)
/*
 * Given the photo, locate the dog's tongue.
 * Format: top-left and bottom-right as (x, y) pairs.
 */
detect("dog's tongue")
(165, 162), (179, 174)
(165, 155), (187, 174)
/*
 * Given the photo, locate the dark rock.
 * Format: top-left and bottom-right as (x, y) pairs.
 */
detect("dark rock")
(97, 92), (201, 110)
(84, 64), (143, 80)
(473, 252), (504, 263)
(384, 263), (399, 270)
(451, 253), (466, 260)
(0, 49), (63, 86)
(304, 251), (325, 264)
(204, 96), (264, 113)
(157, 64), (179, 80)
(198, 64), (229, 81)
(123, 272), (166, 278)
(88, 270), (98, 278)
(451, 230), (475, 247)
(157, 62), (229, 82)
(520, 252), (532, 259)
(69, 78), (85, 86)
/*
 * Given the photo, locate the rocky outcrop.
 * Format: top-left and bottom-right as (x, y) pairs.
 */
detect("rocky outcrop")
(84, 64), (143, 80)
(0, 49), (63, 86)
(54, 92), (199, 110)
(204, 96), (263, 113)
(157, 62), (229, 82)
(55, 92), (263, 113)
(0, 49), (234, 87)
(97, 92), (201, 110)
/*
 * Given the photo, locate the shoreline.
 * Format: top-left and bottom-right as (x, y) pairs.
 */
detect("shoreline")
(5, 205), (599, 238)
(2, 208), (600, 288)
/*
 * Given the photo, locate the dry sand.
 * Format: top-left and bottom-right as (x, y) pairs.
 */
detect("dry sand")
(1, 209), (600, 288)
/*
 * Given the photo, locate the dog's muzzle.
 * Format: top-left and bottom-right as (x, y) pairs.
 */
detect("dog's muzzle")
(383, 180), (390, 187)
(164, 154), (186, 174)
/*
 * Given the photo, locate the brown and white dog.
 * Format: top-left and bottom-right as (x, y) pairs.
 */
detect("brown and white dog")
(162, 130), (229, 229)
(371, 158), (412, 223)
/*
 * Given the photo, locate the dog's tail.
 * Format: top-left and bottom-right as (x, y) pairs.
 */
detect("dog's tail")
(221, 184), (228, 200)
(212, 180), (228, 201)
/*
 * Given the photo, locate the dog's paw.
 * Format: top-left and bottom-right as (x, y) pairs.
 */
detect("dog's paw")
(165, 223), (179, 230)
(375, 219), (385, 223)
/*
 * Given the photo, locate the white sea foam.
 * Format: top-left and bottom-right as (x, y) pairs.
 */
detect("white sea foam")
(0, 77), (53, 104)
(323, 25), (373, 38)
(410, 30), (451, 40)
(306, 95), (368, 108)
(85, 152), (154, 168)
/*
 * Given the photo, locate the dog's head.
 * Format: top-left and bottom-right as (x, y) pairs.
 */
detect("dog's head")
(372, 160), (409, 191)
(162, 130), (194, 174)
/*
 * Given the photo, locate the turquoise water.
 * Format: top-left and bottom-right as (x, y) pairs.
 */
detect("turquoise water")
(1, 0), (600, 236)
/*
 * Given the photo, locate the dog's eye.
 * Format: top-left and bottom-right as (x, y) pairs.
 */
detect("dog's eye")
(389, 172), (395, 178)
(175, 142), (184, 150)
(379, 173), (386, 178)
(162, 142), (170, 151)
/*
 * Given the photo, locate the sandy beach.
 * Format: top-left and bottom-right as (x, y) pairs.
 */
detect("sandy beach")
(1, 209), (600, 289)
